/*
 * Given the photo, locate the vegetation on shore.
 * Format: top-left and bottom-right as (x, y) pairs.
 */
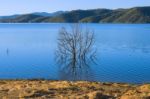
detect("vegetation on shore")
(0, 6), (150, 23)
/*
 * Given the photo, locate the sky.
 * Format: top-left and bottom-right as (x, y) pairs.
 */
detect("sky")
(0, 0), (150, 15)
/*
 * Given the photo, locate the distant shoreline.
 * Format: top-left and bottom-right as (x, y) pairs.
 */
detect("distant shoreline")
(0, 22), (150, 24)
(0, 6), (150, 23)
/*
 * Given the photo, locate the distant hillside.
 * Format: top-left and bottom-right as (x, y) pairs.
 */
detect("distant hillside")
(0, 6), (150, 23)
(0, 15), (19, 19)
(31, 11), (65, 17)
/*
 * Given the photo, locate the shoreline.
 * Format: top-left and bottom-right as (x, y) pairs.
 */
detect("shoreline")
(0, 80), (149, 99)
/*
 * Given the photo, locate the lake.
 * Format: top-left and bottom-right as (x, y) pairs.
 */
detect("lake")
(0, 23), (150, 84)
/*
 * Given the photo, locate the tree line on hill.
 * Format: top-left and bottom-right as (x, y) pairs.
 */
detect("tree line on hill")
(0, 6), (150, 23)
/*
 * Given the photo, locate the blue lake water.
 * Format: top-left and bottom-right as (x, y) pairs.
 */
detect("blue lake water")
(0, 23), (150, 84)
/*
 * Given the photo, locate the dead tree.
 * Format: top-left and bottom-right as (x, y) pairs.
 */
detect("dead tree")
(55, 24), (96, 80)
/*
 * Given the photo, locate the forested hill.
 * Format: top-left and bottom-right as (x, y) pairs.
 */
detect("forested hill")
(0, 6), (150, 23)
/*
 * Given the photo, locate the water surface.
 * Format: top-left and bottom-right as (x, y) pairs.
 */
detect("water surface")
(0, 23), (150, 84)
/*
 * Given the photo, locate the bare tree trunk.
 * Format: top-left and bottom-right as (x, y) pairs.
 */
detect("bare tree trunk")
(56, 23), (96, 80)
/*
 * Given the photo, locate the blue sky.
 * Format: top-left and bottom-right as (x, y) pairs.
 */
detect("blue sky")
(0, 0), (150, 15)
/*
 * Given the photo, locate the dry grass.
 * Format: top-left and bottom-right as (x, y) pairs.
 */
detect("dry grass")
(0, 80), (149, 99)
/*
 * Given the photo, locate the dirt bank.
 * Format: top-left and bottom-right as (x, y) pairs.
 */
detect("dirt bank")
(0, 80), (149, 99)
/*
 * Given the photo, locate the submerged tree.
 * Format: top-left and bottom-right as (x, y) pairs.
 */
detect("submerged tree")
(55, 24), (96, 80)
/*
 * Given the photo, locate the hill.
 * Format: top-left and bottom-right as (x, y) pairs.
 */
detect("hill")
(0, 6), (150, 23)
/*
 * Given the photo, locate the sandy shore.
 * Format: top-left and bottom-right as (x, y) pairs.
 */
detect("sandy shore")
(0, 80), (149, 99)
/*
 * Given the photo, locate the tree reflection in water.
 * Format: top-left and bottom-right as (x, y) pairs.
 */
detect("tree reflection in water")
(55, 24), (97, 81)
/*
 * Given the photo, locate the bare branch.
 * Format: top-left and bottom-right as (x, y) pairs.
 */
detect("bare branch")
(56, 23), (97, 80)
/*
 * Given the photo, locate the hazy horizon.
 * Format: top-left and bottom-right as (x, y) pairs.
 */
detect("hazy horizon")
(0, 0), (150, 16)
